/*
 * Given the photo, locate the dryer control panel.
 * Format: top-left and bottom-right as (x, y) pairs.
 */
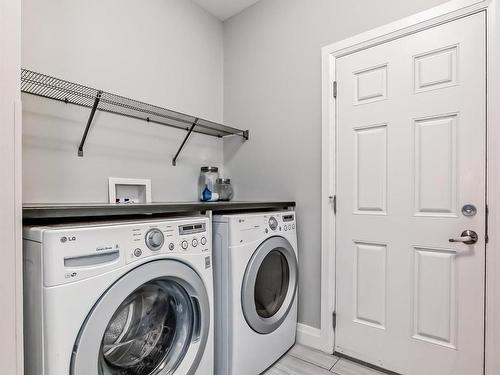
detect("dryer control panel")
(267, 213), (296, 233)
(224, 211), (296, 246)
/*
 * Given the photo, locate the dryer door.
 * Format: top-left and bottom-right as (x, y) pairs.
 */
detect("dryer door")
(241, 236), (298, 334)
(71, 260), (210, 375)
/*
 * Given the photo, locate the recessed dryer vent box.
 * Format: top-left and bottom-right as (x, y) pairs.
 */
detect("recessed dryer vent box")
(108, 178), (152, 204)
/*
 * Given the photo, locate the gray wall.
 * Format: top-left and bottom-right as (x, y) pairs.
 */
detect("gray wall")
(223, 0), (450, 328)
(22, 0), (224, 203)
(22, 0), (452, 329)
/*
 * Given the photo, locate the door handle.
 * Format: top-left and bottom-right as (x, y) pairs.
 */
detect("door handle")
(449, 230), (478, 245)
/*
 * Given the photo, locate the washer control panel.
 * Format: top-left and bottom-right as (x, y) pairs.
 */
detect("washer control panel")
(145, 228), (165, 251)
(126, 218), (210, 263)
(38, 217), (210, 286)
(268, 217), (278, 231)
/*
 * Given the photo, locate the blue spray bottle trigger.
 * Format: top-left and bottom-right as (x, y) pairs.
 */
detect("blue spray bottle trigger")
(201, 185), (212, 202)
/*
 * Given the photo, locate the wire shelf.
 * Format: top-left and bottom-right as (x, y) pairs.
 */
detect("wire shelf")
(21, 69), (248, 164)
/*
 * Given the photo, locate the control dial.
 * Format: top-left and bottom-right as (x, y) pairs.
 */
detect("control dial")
(145, 229), (164, 251)
(269, 217), (278, 231)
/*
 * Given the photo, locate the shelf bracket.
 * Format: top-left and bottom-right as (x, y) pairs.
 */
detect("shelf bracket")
(172, 118), (199, 166)
(78, 91), (102, 157)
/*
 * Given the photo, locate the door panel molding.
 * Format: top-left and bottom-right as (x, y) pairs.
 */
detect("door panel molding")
(413, 113), (458, 217)
(354, 124), (388, 215)
(413, 44), (459, 93)
(321, 4), (500, 375)
(412, 247), (457, 349)
(353, 241), (387, 330)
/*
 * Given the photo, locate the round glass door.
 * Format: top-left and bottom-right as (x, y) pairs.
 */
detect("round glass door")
(100, 279), (194, 375)
(254, 250), (290, 319)
(71, 260), (210, 375)
(241, 236), (298, 334)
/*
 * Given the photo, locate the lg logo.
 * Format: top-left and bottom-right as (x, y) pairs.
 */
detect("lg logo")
(60, 236), (76, 243)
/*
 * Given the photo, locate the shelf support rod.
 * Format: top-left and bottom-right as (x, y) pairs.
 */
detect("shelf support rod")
(172, 118), (199, 166)
(78, 91), (102, 157)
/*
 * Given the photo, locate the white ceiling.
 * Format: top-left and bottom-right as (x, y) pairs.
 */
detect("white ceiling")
(192, 0), (261, 21)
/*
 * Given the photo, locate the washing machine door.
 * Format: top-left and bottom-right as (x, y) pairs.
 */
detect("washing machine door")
(71, 260), (210, 375)
(241, 236), (298, 334)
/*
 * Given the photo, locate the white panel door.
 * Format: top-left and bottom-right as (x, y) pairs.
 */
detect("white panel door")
(335, 12), (485, 375)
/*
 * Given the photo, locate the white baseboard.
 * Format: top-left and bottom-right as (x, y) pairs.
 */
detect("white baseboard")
(296, 323), (322, 351)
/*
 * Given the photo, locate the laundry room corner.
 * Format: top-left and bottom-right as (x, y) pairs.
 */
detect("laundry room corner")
(221, 0), (452, 341)
(21, 0), (225, 204)
(4, 0), (500, 374)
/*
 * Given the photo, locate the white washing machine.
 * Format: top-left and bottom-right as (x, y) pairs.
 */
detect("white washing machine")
(23, 216), (214, 375)
(213, 211), (298, 375)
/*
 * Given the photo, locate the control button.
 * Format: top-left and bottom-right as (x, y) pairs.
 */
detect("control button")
(134, 248), (142, 257)
(181, 240), (189, 250)
(145, 229), (164, 251)
(288, 224), (292, 230)
(292, 224), (295, 229)
(192, 239), (198, 247)
(284, 226), (288, 231)
(269, 217), (278, 231)
(201, 237), (207, 246)
(168, 243), (175, 251)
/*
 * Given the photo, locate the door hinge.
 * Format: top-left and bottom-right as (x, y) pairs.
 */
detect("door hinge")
(329, 195), (336, 214)
(332, 311), (337, 330)
(332, 81), (338, 99)
(485, 204), (489, 244)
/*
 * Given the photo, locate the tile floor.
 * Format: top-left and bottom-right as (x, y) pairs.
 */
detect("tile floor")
(265, 345), (391, 375)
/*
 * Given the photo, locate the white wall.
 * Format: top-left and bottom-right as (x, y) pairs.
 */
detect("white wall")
(22, 0), (224, 203)
(223, 0), (450, 329)
(0, 0), (23, 372)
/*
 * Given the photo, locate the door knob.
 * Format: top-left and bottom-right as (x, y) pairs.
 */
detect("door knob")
(449, 230), (478, 245)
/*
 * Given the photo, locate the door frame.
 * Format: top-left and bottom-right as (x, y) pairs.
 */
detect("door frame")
(320, 1), (500, 374)
(0, 0), (23, 374)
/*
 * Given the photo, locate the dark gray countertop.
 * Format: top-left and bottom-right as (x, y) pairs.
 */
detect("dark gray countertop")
(23, 201), (296, 220)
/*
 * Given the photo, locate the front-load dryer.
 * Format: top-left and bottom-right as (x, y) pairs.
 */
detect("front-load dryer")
(23, 217), (214, 375)
(213, 211), (298, 375)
